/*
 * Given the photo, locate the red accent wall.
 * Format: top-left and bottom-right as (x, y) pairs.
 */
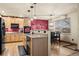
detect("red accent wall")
(31, 19), (48, 30)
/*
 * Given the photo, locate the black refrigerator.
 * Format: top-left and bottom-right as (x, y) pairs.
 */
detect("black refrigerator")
(0, 17), (5, 55)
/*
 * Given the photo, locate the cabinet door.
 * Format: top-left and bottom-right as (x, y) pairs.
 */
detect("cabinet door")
(42, 37), (48, 55)
(32, 39), (39, 56)
(10, 34), (14, 42)
(5, 34), (7, 42)
(14, 34), (19, 42)
(5, 34), (8, 42)
(23, 35), (26, 46)
(20, 34), (26, 45)
(5, 33), (11, 42)
(19, 34), (25, 41)
(32, 37), (48, 56)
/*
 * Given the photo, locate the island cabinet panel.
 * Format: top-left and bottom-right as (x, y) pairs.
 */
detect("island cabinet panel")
(32, 37), (48, 56)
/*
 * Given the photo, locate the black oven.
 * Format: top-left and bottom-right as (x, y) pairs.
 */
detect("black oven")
(24, 26), (31, 33)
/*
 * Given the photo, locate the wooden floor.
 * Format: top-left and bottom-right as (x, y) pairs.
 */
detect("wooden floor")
(2, 41), (79, 56)
(2, 42), (24, 56)
(51, 42), (79, 56)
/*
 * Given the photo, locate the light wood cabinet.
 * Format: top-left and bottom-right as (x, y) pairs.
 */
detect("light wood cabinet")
(10, 34), (14, 42)
(14, 34), (19, 42)
(5, 33), (10, 42)
(5, 33), (26, 43)
(19, 33), (26, 46)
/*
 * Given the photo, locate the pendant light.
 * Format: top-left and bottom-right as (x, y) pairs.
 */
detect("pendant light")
(30, 5), (33, 21)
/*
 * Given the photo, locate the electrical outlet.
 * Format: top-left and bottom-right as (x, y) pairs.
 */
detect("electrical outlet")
(72, 39), (74, 41)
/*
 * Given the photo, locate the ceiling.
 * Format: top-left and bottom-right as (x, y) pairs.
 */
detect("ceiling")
(0, 3), (78, 19)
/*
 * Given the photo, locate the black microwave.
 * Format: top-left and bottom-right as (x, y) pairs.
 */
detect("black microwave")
(11, 23), (19, 29)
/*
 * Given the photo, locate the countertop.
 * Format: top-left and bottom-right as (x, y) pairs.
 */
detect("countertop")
(26, 33), (48, 38)
(5, 32), (48, 38)
(5, 32), (24, 34)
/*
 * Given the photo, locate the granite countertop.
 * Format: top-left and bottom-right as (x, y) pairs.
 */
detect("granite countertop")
(26, 34), (48, 38)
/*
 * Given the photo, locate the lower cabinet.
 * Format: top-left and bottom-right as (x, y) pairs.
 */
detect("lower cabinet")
(31, 37), (48, 56)
(5, 33), (26, 43)
(20, 34), (26, 46)
(5, 33), (10, 42)
(14, 34), (21, 42)
(10, 34), (14, 42)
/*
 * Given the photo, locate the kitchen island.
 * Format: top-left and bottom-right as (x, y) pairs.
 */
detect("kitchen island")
(26, 34), (48, 56)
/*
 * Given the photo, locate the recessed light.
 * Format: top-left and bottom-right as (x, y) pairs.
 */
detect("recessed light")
(2, 11), (5, 13)
(1, 11), (6, 15)
(33, 16), (37, 19)
(31, 18), (33, 21)
(20, 15), (23, 17)
(0, 15), (2, 17)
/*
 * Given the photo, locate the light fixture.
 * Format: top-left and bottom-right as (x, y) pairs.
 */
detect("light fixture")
(2, 11), (5, 13)
(1, 10), (6, 15)
(27, 10), (30, 12)
(0, 15), (1, 17)
(30, 6), (34, 8)
(29, 3), (37, 20)
(33, 3), (37, 4)
(19, 15), (23, 17)
(33, 16), (37, 19)
(30, 16), (37, 21)
(31, 18), (33, 21)
(33, 3), (37, 17)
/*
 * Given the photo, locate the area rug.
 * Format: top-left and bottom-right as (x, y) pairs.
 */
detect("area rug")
(18, 45), (27, 56)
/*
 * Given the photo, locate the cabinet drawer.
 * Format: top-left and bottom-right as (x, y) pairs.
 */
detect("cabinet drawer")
(5, 34), (11, 42)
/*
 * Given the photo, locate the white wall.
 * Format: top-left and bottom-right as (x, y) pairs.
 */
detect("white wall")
(50, 10), (79, 44)
(68, 11), (79, 43)
(77, 8), (79, 49)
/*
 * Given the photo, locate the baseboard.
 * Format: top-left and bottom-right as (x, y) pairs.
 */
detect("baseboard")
(60, 40), (77, 45)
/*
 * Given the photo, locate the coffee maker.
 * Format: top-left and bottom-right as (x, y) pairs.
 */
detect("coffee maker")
(0, 17), (5, 55)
